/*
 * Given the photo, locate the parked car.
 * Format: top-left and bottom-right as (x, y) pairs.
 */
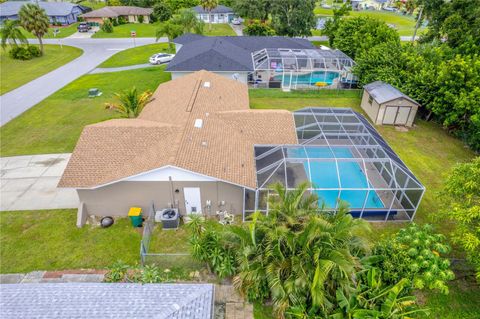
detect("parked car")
(383, 6), (397, 12)
(149, 53), (175, 65)
(231, 18), (242, 25)
(77, 22), (91, 33)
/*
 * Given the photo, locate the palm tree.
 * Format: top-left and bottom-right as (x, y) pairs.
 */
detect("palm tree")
(155, 21), (183, 50)
(105, 87), (153, 118)
(174, 8), (205, 35)
(200, 0), (218, 31)
(1, 20), (28, 50)
(18, 3), (49, 55)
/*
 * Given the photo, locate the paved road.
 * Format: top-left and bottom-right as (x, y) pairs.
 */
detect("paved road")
(0, 37), (163, 126)
(0, 153), (78, 211)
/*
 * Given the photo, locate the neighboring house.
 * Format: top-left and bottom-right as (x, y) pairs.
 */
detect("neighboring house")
(192, 5), (235, 24)
(1, 283), (214, 319)
(60, 71), (424, 225)
(167, 34), (357, 89)
(80, 6), (153, 25)
(361, 81), (420, 127)
(0, 1), (90, 25)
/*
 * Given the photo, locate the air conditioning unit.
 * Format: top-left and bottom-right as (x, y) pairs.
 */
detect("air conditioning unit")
(155, 208), (179, 229)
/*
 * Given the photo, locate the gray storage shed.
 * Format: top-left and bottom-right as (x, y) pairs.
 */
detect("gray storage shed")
(361, 81), (420, 127)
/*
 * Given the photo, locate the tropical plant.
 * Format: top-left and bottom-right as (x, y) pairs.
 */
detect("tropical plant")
(270, 0), (316, 37)
(243, 20), (275, 36)
(105, 87), (153, 118)
(441, 157), (480, 280)
(199, 0), (218, 31)
(173, 8), (205, 34)
(101, 19), (114, 33)
(155, 20), (183, 50)
(18, 3), (49, 55)
(104, 260), (130, 282)
(373, 223), (455, 294)
(0, 19), (28, 50)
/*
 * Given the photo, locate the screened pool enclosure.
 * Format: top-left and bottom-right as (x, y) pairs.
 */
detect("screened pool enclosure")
(245, 108), (425, 221)
(250, 48), (357, 90)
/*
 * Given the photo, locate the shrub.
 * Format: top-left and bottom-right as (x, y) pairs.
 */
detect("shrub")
(137, 15), (144, 24)
(101, 19), (114, 33)
(27, 45), (41, 57)
(243, 19), (275, 36)
(117, 16), (127, 25)
(373, 223), (455, 294)
(153, 1), (172, 22)
(9, 46), (32, 60)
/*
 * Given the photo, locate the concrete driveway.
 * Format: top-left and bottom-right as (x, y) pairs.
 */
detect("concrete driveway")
(0, 154), (78, 211)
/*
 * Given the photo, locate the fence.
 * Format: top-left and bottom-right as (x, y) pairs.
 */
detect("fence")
(139, 202), (203, 270)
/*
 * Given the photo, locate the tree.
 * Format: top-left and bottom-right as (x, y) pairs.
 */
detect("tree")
(105, 87), (153, 118)
(173, 8), (204, 34)
(152, 0), (172, 22)
(270, 0), (316, 37)
(18, 3), (49, 56)
(200, 0), (218, 31)
(0, 19), (28, 50)
(233, 0), (270, 20)
(156, 20), (183, 49)
(101, 19), (114, 33)
(243, 20), (275, 36)
(322, 3), (351, 47)
(441, 158), (480, 280)
(332, 16), (400, 59)
(164, 0), (199, 11)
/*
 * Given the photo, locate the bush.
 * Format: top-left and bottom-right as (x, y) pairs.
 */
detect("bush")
(117, 16), (127, 25)
(101, 19), (114, 33)
(243, 20), (275, 36)
(373, 223), (455, 294)
(138, 15), (144, 23)
(153, 1), (172, 22)
(8, 46), (41, 60)
(27, 45), (41, 57)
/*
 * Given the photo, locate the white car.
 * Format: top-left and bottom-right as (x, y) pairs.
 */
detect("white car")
(231, 18), (242, 25)
(149, 53), (175, 65)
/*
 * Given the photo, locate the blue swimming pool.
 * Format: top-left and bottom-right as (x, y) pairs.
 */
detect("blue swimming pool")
(286, 147), (384, 209)
(274, 71), (340, 86)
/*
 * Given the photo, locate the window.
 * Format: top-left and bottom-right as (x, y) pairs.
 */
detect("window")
(368, 95), (373, 105)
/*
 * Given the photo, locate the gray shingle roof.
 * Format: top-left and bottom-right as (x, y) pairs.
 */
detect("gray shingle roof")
(167, 35), (314, 72)
(364, 81), (420, 106)
(193, 5), (234, 14)
(0, 283), (214, 319)
(0, 1), (87, 17)
(81, 6), (152, 18)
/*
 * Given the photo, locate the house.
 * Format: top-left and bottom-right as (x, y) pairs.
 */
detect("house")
(192, 4), (235, 24)
(59, 71), (297, 227)
(80, 6), (153, 25)
(59, 71), (424, 225)
(1, 283), (214, 318)
(361, 81), (420, 127)
(0, 1), (90, 25)
(167, 34), (314, 84)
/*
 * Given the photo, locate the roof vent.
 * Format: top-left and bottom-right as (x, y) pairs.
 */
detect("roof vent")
(201, 141), (208, 147)
(194, 119), (203, 128)
(203, 81), (211, 88)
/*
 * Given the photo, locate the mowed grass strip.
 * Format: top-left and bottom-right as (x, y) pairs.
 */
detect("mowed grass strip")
(21, 23), (80, 39)
(0, 44), (83, 95)
(0, 66), (171, 157)
(98, 43), (173, 68)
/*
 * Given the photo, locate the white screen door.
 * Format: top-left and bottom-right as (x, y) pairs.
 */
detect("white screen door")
(184, 187), (202, 214)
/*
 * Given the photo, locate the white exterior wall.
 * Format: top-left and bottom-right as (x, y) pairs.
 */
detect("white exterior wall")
(171, 71), (248, 83)
(360, 91), (381, 124)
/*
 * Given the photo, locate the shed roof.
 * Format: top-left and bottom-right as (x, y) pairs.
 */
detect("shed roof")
(192, 4), (234, 14)
(0, 1), (87, 17)
(167, 35), (314, 72)
(81, 6), (152, 18)
(59, 71), (297, 189)
(0, 283), (213, 319)
(364, 81), (420, 106)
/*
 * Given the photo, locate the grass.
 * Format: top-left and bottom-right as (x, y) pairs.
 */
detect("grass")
(79, 0), (106, 10)
(0, 44), (83, 95)
(98, 43), (173, 68)
(253, 303), (274, 319)
(311, 40), (330, 47)
(93, 23), (235, 38)
(0, 66), (171, 157)
(313, 7), (425, 36)
(21, 23), (80, 39)
(0, 210), (142, 273)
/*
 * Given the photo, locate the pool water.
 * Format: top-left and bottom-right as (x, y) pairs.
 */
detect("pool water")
(274, 71), (339, 86)
(286, 147), (384, 209)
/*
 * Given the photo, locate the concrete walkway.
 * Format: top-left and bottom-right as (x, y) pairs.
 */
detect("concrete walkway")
(0, 153), (78, 211)
(0, 270), (106, 284)
(89, 63), (156, 74)
(0, 37), (164, 126)
(230, 23), (244, 36)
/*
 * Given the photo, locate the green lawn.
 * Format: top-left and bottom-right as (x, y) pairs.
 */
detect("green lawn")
(98, 43), (173, 68)
(21, 23), (80, 39)
(0, 66), (171, 157)
(0, 210), (141, 273)
(79, 0), (106, 10)
(313, 7), (425, 36)
(93, 23), (236, 38)
(0, 44), (83, 95)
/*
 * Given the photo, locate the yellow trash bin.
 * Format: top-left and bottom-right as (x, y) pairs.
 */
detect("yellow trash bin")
(128, 207), (143, 227)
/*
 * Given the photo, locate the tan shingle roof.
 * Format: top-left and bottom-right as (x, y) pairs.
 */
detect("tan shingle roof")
(81, 6), (152, 18)
(59, 71), (297, 189)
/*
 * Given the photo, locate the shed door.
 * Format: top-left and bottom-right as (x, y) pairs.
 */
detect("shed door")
(184, 187), (202, 215)
(383, 106), (398, 125)
(395, 107), (411, 125)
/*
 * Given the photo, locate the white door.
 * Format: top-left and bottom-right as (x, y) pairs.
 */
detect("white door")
(395, 107), (411, 125)
(184, 187), (202, 214)
(383, 106), (398, 125)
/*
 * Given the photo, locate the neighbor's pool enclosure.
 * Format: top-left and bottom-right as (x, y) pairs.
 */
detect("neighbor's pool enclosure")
(244, 108), (425, 221)
(249, 48), (357, 90)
